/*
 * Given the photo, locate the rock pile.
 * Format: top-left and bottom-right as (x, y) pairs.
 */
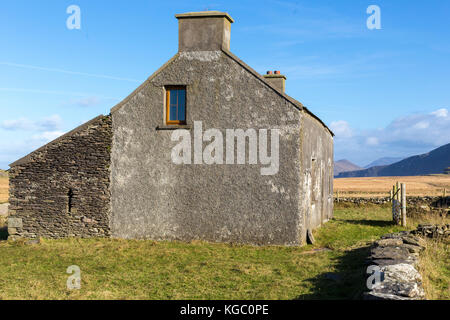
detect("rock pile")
(364, 232), (426, 300)
(411, 224), (450, 239)
(365, 224), (449, 300)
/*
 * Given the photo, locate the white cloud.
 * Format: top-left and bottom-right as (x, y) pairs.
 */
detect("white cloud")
(0, 115), (63, 132)
(412, 121), (429, 129)
(366, 137), (379, 146)
(65, 96), (101, 107)
(431, 108), (448, 118)
(0, 129), (66, 168)
(330, 120), (353, 138)
(332, 108), (450, 165)
(383, 108), (450, 147)
(31, 131), (65, 142)
(1, 118), (34, 131)
(38, 115), (63, 131)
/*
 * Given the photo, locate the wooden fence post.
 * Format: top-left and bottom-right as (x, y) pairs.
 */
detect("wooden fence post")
(392, 185), (396, 224)
(444, 188), (447, 198)
(396, 182), (400, 202)
(401, 183), (407, 227)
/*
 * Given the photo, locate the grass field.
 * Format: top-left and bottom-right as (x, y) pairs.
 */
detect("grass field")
(0, 204), (448, 300)
(0, 175), (448, 299)
(334, 175), (450, 198)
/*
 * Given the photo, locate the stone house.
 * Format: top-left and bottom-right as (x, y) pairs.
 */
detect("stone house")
(8, 11), (334, 245)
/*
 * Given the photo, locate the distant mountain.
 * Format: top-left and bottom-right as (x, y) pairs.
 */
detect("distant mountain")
(338, 143), (450, 178)
(364, 157), (404, 169)
(334, 159), (362, 177)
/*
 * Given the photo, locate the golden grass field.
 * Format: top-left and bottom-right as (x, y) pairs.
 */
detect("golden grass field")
(0, 176), (8, 203)
(334, 175), (450, 198)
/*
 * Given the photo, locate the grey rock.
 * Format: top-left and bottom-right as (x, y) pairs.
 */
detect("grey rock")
(370, 246), (412, 261)
(375, 238), (403, 247)
(0, 203), (8, 217)
(369, 264), (425, 300)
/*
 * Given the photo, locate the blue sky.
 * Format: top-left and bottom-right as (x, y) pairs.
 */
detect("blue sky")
(0, 0), (449, 168)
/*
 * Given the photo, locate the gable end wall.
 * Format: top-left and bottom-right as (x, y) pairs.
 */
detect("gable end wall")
(110, 51), (303, 245)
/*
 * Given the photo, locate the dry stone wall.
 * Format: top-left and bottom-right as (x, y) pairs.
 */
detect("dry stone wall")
(335, 196), (449, 218)
(335, 196), (449, 207)
(8, 115), (112, 239)
(364, 231), (426, 300)
(364, 225), (449, 300)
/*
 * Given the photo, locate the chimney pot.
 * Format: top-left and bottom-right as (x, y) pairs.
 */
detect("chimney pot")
(263, 71), (287, 93)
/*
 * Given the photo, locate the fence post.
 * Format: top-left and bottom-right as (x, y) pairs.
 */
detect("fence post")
(396, 182), (400, 202)
(337, 190), (339, 203)
(401, 183), (407, 227)
(392, 185), (396, 224)
(444, 188), (447, 198)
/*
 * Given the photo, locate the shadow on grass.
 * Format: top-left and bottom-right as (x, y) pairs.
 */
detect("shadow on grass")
(295, 246), (371, 300)
(339, 219), (394, 228)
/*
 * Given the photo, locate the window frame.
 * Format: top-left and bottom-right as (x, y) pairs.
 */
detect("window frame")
(165, 86), (187, 125)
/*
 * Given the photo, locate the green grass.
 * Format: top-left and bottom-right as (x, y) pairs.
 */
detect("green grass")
(0, 205), (446, 300)
(418, 238), (450, 300)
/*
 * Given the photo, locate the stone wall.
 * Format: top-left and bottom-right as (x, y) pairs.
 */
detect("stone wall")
(335, 196), (449, 208)
(365, 225), (449, 300)
(8, 115), (112, 239)
(364, 231), (426, 300)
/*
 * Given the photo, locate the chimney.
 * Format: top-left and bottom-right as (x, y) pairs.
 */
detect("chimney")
(263, 71), (286, 93)
(175, 11), (234, 51)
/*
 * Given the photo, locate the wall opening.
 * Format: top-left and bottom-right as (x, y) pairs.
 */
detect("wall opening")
(68, 189), (74, 213)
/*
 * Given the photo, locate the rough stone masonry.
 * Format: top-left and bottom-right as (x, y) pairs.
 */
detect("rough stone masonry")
(8, 116), (112, 240)
(365, 224), (450, 300)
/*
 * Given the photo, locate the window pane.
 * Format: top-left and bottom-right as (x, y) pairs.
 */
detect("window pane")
(167, 88), (186, 123)
(178, 89), (186, 121)
(170, 105), (178, 121)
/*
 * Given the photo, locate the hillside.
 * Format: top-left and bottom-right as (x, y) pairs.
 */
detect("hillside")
(334, 159), (362, 177)
(338, 143), (450, 178)
(364, 157), (404, 169)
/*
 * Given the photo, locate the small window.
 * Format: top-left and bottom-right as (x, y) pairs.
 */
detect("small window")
(166, 86), (186, 125)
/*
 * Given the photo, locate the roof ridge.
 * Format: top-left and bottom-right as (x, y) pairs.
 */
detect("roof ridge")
(110, 52), (180, 114)
(220, 48), (303, 111)
(221, 49), (333, 136)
